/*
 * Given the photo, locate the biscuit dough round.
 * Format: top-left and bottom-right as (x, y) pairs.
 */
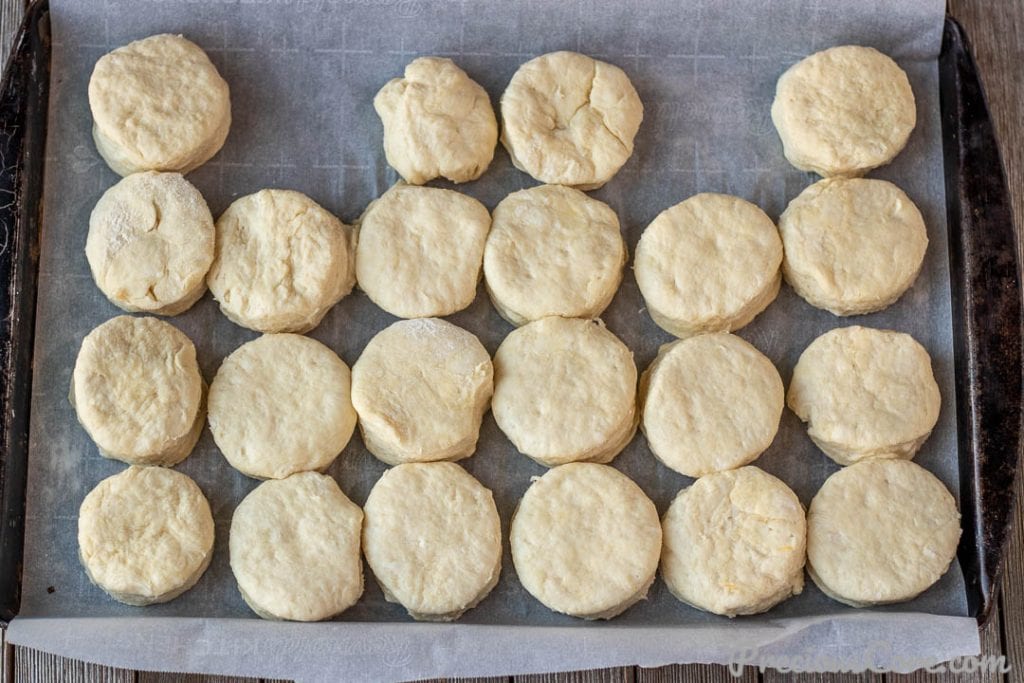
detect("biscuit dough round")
(208, 334), (357, 480)
(635, 193), (783, 339)
(661, 466), (806, 616)
(771, 45), (916, 177)
(230, 472), (364, 621)
(351, 318), (493, 465)
(492, 317), (637, 467)
(780, 178), (928, 316)
(807, 459), (960, 607)
(640, 333), (783, 477)
(483, 184), (626, 326)
(374, 57), (497, 184)
(788, 326), (941, 466)
(500, 51), (643, 190)
(89, 34), (231, 176)
(510, 463), (661, 619)
(362, 462), (502, 621)
(86, 171), (215, 316)
(208, 189), (355, 333)
(71, 315), (204, 466)
(356, 184), (490, 318)
(79, 466), (214, 606)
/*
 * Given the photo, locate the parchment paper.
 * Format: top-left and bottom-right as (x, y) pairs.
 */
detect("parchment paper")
(9, 0), (982, 679)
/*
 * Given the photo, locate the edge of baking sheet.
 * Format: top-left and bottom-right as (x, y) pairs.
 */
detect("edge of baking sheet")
(0, 0), (48, 627)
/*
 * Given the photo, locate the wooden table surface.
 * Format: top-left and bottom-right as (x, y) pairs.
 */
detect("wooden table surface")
(2, 0), (1022, 681)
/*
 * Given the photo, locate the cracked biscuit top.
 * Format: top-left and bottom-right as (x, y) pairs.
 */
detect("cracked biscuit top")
(500, 51), (643, 190)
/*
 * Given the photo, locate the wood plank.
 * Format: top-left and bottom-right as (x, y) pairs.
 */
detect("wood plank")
(0, 0), (22, 65)
(2, 627), (11, 683)
(13, 645), (135, 682)
(763, 672), (882, 682)
(637, 662), (757, 682)
(514, 667), (634, 683)
(137, 672), (256, 683)
(413, 677), (510, 683)
(885, 604), (1005, 683)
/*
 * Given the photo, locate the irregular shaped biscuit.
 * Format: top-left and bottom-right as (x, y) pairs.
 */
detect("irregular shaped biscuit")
(492, 317), (637, 467)
(483, 184), (626, 326)
(79, 466), (214, 606)
(363, 462), (502, 621)
(771, 45), (916, 177)
(356, 184), (490, 318)
(230, 472), (364, 621)
(208, 189), (355, 333)
(640, 333), (783, 477)
(209, 334), (357, 480)
(70, 315), (204, 466)
(661, 467), (806, 617)
(89, 34), (231, 176)
(374, 57), (497, 184)
(807, 459), (960, 607)
(500, 51), (643, 189)
(351, 318), (493, 465)
(779, 177), (928, 316)
(788, 326), (941, 466)
(635, 193), (782, 338)
(86, 171), (215, 316)
(510, 463), (661, 619)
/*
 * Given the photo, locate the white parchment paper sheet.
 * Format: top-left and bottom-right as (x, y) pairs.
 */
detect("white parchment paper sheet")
(10, 0), (981, 679)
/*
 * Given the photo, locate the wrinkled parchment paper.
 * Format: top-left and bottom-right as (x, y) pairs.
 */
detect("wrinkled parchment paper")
(9, 0), (981, 679)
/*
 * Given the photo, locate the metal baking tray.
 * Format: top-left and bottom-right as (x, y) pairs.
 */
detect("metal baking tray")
(0, 0), (1019, 631)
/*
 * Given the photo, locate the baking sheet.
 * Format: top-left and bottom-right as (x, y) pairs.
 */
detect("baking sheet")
(8, 0), (981, 678)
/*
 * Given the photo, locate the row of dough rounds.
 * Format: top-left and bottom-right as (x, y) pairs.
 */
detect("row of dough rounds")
(78, 457), (959, 621)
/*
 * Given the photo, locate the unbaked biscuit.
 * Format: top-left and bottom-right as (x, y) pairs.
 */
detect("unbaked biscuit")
(229, 472), (364, 621)
(788, 326), (941, 466)
(89, 34), (231, 176)
(771, 45), (916, 177)
(500, 51), (643, 190)
(355, 184), (490, 318)
(207, 189), (355, 333)
(640, 333), (783, 477)
(661, 466), (805, 617)
(375, 57), (497, 184)
(492, 317), (637, 467)
(807, 459), (960, 607)
(635, 193), (782, 339)
(780, 178), (928, 315)
(483, 184), (626, 326)
(510, 463), (661, 619)
(86, 171), (215, 316)
(79, 466), (214, 606)
(362, 462), (502, 621)
(351, 318), (493, 465)
(70, 315), (204, 467)
(208, 334), (357, 480)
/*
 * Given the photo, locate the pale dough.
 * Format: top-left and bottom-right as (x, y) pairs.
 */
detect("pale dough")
(208, 333), (357, 480)
(510, 463), (661, 619)
(207, 189), (355, 333)
(492, 317), (637, 467)
(362, 462), (502, 621)
(89, 34), (231, 176)
(635, 193), (782, 339)
(640, 333), (783, 477)
(374, 56), (497, 184)
(70, 315), (204, 467)
(789, 325), (941, 466)
(807, 459), (960, 607)
(771, 45), (916, 177)
(483, 184), (626, 326)
(86, 171), (215, 316)
(355, 184), (490, 318)
(661, 466), (806, 617)
(351, 318), (493, 465)
(500, 51), (643, 190)
(780, 178), (928, 315)
(78, 466), (214, 606)
(229, 472), (364, 621)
